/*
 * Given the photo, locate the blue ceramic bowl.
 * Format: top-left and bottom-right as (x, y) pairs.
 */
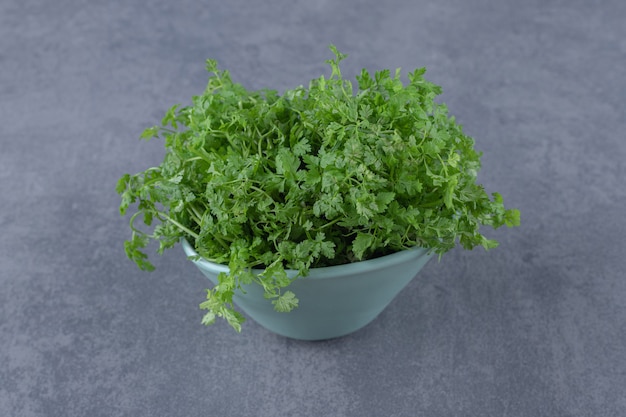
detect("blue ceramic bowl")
(182, 239), (433, 340)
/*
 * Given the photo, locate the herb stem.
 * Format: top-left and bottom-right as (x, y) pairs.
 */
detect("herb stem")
(249, 184), (275, 201)
(160, 213), (200, 239)
(128, 211), (147, 234)
(314, 217), (342, 231)
(186, 207), (202, 227)
(212, 234), (230, 251)
(189, 203), (205, 224)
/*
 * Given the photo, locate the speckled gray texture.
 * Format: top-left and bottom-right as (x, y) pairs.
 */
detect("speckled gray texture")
(1, 0), (625, 416)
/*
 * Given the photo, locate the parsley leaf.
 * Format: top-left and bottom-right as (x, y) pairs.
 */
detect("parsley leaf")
(117, 45), (520, 331)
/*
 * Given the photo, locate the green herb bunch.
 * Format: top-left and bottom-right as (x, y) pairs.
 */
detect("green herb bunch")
(117, 46), (520, 331)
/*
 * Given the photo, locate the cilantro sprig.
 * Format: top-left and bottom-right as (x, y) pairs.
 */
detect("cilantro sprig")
(117, 46), (520, 331)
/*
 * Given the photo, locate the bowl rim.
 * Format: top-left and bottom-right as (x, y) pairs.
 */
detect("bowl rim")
(181, 238), (433, 280)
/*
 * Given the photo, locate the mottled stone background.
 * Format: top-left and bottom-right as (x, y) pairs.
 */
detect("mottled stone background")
(1, 0), (625, 416)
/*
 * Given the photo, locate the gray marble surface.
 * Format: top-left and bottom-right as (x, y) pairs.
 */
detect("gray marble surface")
(2, 0), (625, 416)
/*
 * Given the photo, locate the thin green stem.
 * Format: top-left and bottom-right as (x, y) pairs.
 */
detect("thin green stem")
(128, 211), (147, 234)
(188, 203), (205, 225)
(160, 213), (199, 239)
(212, 234), (230, 251)
(249, 184), (275, 201)
(313, 216), (342, 231)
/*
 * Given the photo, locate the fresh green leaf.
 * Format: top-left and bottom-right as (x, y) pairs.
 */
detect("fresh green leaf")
(117, 45), (520, 332)
(352, 232), (376, 260)
(272, 291), (299, 312)
(140, 126), (160, 140)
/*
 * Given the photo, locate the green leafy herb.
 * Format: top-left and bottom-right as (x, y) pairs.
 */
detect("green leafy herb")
(117, 45), (520, 331)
